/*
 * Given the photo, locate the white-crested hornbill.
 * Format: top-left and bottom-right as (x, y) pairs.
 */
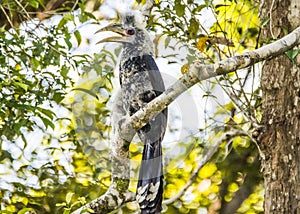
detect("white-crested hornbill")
(96, 10), (167, 214)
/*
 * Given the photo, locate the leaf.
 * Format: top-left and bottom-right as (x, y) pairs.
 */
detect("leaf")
(61, 65), (69, 78)
(53, 92), (64, 103)
(37, 107), (56, 120)
(72, 88), (99, 100)
(74, 30), (82, 46)
(261, 17), (270, 27)
(30, 57), (40, 70)
(83, 11), (96, 20)
(63, 209), (71, 214)
(14, 82), (28, 91)
(17, 208), (35, 214)
(64, 13), (74, 22)
(58, 18), (67, 29)
(164, 36), (171, 49)
(174, 0), (185, 17)
(188, 17), (199, 38)
(101, 49), (117, 65)
(199, 163), (217, 179)
(65, 38), (73, 50)
(14, 119), (27, 133)
(41, 117), (55, 130)
(193, 4), (207, 13)
(197, 36), (211, 52)
(56, 202), (67, 207)
(66, 192), (74, 205)
(228, 182), (239, 193)
(27, 0), (39, 8)
(78, 197), (86, 204)
(186, 54), (196, 65)
(203, 0), (212, 7)
(181, 64), (189, 74)
(285, 49), (299, 62)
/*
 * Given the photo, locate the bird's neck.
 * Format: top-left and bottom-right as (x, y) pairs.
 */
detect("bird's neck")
(121, 43), (153, 59)
(120, 47), (153, 65)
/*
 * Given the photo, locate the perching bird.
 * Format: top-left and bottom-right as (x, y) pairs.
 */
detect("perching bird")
(96, 10), (168, 214)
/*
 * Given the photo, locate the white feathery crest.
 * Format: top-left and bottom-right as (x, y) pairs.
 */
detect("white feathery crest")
(104, 0), (148, 28)
(114, 0), (133, 15)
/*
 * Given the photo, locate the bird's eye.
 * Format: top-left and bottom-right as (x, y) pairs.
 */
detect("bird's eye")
(126, 28), (135, 36)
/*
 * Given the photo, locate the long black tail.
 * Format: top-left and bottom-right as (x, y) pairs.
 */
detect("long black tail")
(136, 104), (167, 214)
(136, 140), (163, 214)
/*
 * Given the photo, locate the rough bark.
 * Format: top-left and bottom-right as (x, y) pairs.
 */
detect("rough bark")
(259, 0), (300, 213)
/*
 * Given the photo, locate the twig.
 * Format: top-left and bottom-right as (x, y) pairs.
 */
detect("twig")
(142, 0), (155, 21)
(15, 0), (31, 19)
(163, 130), (247, 205)
(72, 0), (80, 11)
(0, 5), (15, 29)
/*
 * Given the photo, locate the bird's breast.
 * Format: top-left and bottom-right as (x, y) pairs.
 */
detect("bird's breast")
(119, 55), (152, 86)
(119, 55), (155, 112)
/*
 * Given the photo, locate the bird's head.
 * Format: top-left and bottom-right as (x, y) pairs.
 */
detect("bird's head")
(96, 11), (153, 57)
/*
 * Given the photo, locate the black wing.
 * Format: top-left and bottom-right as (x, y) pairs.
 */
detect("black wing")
(136, 55), (168, 214)
(143, 55), (166, 96)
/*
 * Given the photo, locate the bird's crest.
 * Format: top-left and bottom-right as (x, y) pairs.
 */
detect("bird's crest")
(104, 0), (153, 28)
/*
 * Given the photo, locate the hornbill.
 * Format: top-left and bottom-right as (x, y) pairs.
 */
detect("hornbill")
(96, 11), (168, 214)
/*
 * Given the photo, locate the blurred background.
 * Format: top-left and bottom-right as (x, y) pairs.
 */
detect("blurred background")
(0, 0), (263, 213)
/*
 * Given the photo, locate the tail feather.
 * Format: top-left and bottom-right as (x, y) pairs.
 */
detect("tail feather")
(137, 141), (163, 214)
(136, 108), (167, 214)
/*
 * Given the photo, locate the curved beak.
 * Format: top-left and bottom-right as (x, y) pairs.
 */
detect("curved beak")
(95, 23), (128, 44)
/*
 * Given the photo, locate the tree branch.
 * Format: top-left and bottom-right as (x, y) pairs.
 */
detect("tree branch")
(124, 26), (300, 132)
(73, 26), (300, 213)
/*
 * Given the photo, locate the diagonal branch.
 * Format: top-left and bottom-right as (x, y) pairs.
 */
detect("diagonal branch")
(124, 26), (300, 133)
(73, 26), (300, 213)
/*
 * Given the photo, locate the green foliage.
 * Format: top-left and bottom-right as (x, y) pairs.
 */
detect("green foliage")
(285, 48), (299, 63)
(151, 0), (263, 213)
(0, 0), (265, 213)
(154, 0), (207, 43)
(0, 21), (78, 142)
(0, 2), (114, 213)
(211, 0), (260, 53)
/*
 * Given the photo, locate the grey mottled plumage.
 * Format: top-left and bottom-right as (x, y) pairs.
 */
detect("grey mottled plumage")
(97, 11), (167, 214)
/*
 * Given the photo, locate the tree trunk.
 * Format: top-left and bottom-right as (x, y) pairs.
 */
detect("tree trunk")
(259, 0), (300, 213)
